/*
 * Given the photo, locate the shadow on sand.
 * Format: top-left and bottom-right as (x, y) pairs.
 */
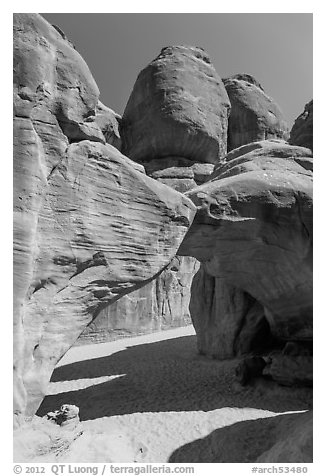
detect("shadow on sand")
(37, 335), (312, 421)
(168, 411), (312, 463)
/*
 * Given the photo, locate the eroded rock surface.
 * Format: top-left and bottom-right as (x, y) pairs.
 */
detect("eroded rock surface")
(189, 269), (270, 359)
(289, 100), (313, 151)
(179, 140), (312, 359)
(13, 13), (195, 423)
(80, 44), (230, 343)
(121, 45), (230, 164)
(141, 157), (215, 192)
(79, 163), (202, 344)
(223, 74), (288, 151)
(80, 256), (199, 343)
(94, 101), (122, 150)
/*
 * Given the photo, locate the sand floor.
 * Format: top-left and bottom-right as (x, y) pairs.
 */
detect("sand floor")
(15, 325), (312, 463)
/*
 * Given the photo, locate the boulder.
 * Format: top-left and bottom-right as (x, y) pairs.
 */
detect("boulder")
(178, 141), (312, 358)
(289, 100), (313, 151)
(13, 13), (196, 423)
(121, 45), (231, 164)
(223, 74), (288, 151)
(46, 404), (80, 430)
(14, 414), (83, 461)
(263, 353), (313, 387)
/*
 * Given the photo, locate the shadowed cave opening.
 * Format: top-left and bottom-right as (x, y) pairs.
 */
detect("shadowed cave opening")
(241, 293), (282, 356)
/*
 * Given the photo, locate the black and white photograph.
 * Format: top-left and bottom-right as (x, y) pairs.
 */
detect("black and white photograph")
(12, 5), (314, 469)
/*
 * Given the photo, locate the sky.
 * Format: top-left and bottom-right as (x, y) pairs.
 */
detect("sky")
(41, 13), (312, 126)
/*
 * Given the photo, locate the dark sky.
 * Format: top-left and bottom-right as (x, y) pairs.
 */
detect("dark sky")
(42, 13), (312, 126)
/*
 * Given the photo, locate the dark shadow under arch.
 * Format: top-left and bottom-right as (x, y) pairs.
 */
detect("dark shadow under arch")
(37, 335), (312, 421)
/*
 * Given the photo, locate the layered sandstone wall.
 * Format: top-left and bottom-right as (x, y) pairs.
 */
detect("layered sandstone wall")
(13, 14), (195, 422)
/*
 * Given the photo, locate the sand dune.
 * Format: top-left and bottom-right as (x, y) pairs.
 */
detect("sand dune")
(14, 326), (312, 462)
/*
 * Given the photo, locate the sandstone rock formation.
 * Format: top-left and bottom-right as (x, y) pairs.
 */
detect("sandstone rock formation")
(140, 157), (215, 192)
(15, 407), (84, 461)
(94, 100), (122, 150)
(121, 45), (231, 164)
(79, 157), (204, 345)
(13, 14), (313, 443)
(13, 13), (196, 423)
(46, 404), (81, 430)
(78, 157), (210, 345)
(178, 140), (313, 359)
(80, 46), (229, 344)
(79, 256), (199, 343)
(263, 353), (313, 387)
(289, 100), (313, 151)
(234, 343), (313, 388)
(223, 74), (288, 151)
(219, 139), (313, 172)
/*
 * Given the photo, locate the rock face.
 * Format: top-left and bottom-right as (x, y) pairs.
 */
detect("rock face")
(223, 74), (288, 151)
(94, 101), (122, 150)
(178, 140), (313, 359)
(121, 45), (231, 164)
(79, 256), (199, 343)
(289, 100), (313, 151)
(13, 13), (196, 423)
(78, 156), (207, 346)
(79, 166), (202, 344)
(80, 46), (229, 344)
(140, 157), (215, 192)
(189, 269), (272, 359)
